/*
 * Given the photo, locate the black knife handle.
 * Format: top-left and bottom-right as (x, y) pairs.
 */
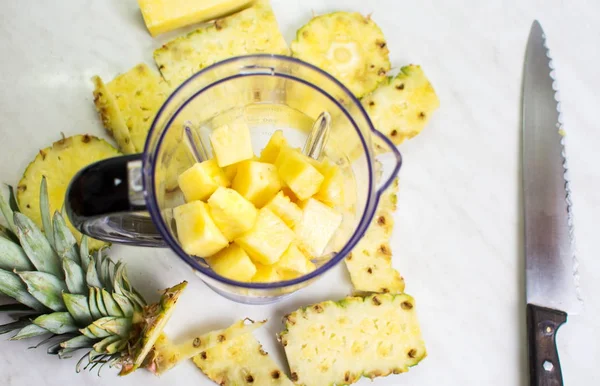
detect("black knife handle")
(527, 304), (567, 386)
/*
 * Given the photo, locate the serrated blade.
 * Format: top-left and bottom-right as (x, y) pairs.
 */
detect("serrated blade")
(523, 21), (582, 314)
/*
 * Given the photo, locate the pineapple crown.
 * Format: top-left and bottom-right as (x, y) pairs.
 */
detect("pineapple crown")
(0, 178), (148, 373)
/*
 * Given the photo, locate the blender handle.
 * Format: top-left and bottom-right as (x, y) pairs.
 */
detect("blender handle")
(65, 154), (167, 247)
(371, 130), (403, 195)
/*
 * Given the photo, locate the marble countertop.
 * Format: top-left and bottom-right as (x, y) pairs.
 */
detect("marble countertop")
(1, 0), (599, 385)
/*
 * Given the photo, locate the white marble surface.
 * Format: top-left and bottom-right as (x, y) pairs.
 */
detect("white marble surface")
(1, 0), (599, 385)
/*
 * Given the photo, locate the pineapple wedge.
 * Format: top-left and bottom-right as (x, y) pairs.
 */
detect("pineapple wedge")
(291, 12), (391, 98)
(193, 329), (294, 385)
(280, 293), (426, 385)
(138, 0), (255, 37)
(207, 187), (258, 241)
(275, 244), (314, 279)
(174, 201), (229, 257)
(232, 161), (282, 208)
(154, 0), (289, 87)
(178, 160), (230, 202)
(259, 130), (289, 163)
(275, 149), (324, 201)
(207, 244), (256, 281)
(252, 263), (281, 283)
(312, 158), (343, 208)
(210, 120), (254, 167)
(264, 191), (302, 229)
(294, 198), (342, 258)
(362, 65), (440, 146)
(345, 178), (404, 293)
(235, 208), (294, 265)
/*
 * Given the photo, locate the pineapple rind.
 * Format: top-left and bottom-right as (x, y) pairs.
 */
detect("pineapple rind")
(344, 178), (404, 293)
(362, 65), (440, 146)
(291, 12), (391, 98)
(280, 293), (426, 386)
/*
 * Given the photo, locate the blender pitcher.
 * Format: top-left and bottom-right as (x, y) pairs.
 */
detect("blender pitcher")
(66, 55), (402, 304)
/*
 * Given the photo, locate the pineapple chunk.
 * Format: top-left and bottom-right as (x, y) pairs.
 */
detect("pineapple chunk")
(312, 158), (343, 207)
(252, 263), (281, 283)
(174, 201), (229, 257)
(275, 244), (313, 279)
(235, 208), (294, 265)
(232, 161), (282, 208)
(275, 149), (324, 201)
(223, 156), (258, 183)
(178, 160), (229, 202)
(264, 191), (302, 229)
(281, 187), (300, 203)
(137, 0), (255, 37)
(207, 187), (258, 241)
(210, 120), (254, 167)
(362, 65), (439, 146)
(259, 130), (288, 163)
(290, 12), (390, 98)
(280, 293), (426, 385)
(295, 198), (342, 257)
(207, 244), (256, 282)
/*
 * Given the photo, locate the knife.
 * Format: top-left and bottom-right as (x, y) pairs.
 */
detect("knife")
(523, 20), (582, 386)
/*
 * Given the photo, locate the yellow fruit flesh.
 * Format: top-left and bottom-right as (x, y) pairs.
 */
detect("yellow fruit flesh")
(295, 198), (342, 257)
(264, 191), (302, 229)
(259, 130), (288, 163)
(207, 243), (257, 281)
(275, 149), (324, 201)
(252, 263), (281, 282)
(174, 201), (229, 257)
(275, 244), (313, 278)
(137, 0), (255, 37)
(207, 187), (258, 241)
(178, 160), (230, 202)
(232, 161), (281, 208)
(210, 120), (254, 167)
(312, 159), (344, 207)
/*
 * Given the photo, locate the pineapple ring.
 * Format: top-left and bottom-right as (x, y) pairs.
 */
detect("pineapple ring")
(17, 134), (120, 251)
(291, 12), (391, 98)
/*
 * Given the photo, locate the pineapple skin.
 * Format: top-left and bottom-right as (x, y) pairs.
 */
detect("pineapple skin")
(280, 293), (426, 386)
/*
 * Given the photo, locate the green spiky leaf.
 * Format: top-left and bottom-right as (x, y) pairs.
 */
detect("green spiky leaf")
(93, 335), (121, 353)
(14, 213), (62, 278)
(18, 271), (67, 311)
(0, 318), (32, 335)
(63, 293), (93, 327)
(52, 212), (79, 263)
(80, 322), (112, 339)
(94, 316), (131, 338)
(33, 312), (78, 334)
(39, 177), (54, 249)
(62, 258), (86, 295)
(86, 257), (102, 288)
(112, 293), (134, 317)
(101, 289), (123, 317)
(0, 223), (19, 244)
(7, 185), (19, 212)
(0, 185), (16, 233)
(60, 335), (97, 349)
(94, 288), (108, 316)
(0, 269), (47, 311)
(0, 237), (34, 271)
(11, 323), (49, 340)
(79, 236), (91, 272)
(100, 257), (113, 293)
(106, 339), (127, 355)
(88, 287), (102, 320)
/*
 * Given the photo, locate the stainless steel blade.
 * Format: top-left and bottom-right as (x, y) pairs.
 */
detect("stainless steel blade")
(523, 21), (582, 314)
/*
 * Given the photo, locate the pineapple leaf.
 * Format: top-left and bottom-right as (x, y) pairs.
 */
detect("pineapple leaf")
(93, 316), (131, 338)
(0, 185), (16, 233)
(94, 288), (109, 316)
(79, 236), (91, 272)
(52, 212), (79, 264)
(93, 335), (121, 353)
(18, 271), (67, 312)
(80, 323), (112, 339)
(11, 324), (50, 340)
(0, 237), (34, 271)
(58, 347), (80, 359)
(0, 269), (48, 311)
(112, 293), (134, 317)
(34, 312), (78, 334)
(87, 287), (102, 320)
(0, 223), (19, 244)
(63, 293), (93, 327)
(101, 289), (123, 317)
(106, 339), (127, 355)
(39, 177), (55, 249)
(100, 257), (113, 293)
(0, 303), (35, 313)
(0, 318), (32, 335)
(60, 335), (97, 349)
(85, 258), (102, 288)
(7, 184), (19, 212)
(14, 213), (63, 278)
(62, 258), (86, 295)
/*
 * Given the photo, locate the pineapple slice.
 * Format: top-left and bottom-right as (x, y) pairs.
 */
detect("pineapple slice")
(207, 187), (258, 241)
(294, 198), (342, 258)
(17, 135), (120, 251)
(235, 208), (294, 265)
(280, 293), (426, 385)
(275, 149), (324, 201)
(275, 244), (314, 279)
(174, 201), (229, 257)
(178, 160), (230, 202)
(210, 120), (254, 167)
(207, 244), (257, 282)
(259, 130), (289, 163)
(264, 191), (302, 229)
(344, 178), (405, 293)
(252, 263), (281, 283)
(290, 12), (391, 98)
(193, 330), (294, 385)
(137, 0), (255, 37)
(312, 158), (343, 207)
(232, 161), (282, 208)
(362, 65), (439, 146)
(154, 0), (289, 87)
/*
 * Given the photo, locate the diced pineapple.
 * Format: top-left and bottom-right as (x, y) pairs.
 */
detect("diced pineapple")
(210, 120), (254, 167)
(137, 0), (255, 37)
(312, 158), (343, 207)
(259, 130), (288, 163)
(207, 244), (256, 282)
(295, 198), (342, 257)
(281, 187), (300, 203)
(174, 201), (229, 257)
(178, 159), (229, 202)
(235, 208), (294, 265)
(222, 156), (258, 183)
(232, 161), (282, 208)
(264, 191), (302, 229)
(275, 244), (312, 279)
(275, 149), (324, 201)
(207, 187), (258, 241)
(252, 263), (281, 283)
